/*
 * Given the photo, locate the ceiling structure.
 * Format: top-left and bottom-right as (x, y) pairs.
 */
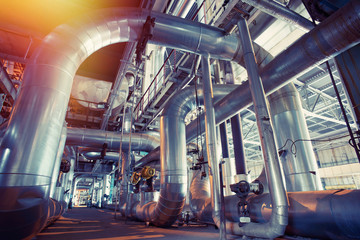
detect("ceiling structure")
(0, 0), (357, 172)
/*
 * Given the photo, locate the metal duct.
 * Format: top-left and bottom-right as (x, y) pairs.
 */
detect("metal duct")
(241, 0), (314, 32)
(186, 0), (360, 142)
(66, 128), (160, 152)
(268, 83), (322, 191)
(134, 85), (236, 226)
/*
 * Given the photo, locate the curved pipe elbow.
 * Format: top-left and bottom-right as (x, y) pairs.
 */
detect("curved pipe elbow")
(223, 201), (288, 239)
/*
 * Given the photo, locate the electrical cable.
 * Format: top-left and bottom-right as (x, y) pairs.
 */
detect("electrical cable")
(278, 134), (351, 155)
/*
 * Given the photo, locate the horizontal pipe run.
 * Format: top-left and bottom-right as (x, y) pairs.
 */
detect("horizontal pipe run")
(248, 189), (360, 239)
(66, 128), (160, 152)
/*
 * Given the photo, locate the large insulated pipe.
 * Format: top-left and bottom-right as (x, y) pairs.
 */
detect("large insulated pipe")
(201, 56), (226, 239)
(134, 85), (236, 226)
(268, 83), (322, 191)
(225, 18), (288, 238)
(186, 0), (360, 142)
(66, 128), (159, 152)
(0, 2), (357, 237)
(248, 189), (360, 239)
(0, 9), (247, 238)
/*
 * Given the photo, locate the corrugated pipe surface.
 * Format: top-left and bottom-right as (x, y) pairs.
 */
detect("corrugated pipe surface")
(186, 0), (360, 142)
(66, 128), (160, 152)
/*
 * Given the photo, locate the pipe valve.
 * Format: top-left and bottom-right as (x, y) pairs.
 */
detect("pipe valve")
(130, 172), (141, 185)
(141, 166), (155, 180)
(230, 180), (264, 198)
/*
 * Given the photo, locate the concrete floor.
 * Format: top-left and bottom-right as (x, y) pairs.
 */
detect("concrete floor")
(35, 207), (222, 240)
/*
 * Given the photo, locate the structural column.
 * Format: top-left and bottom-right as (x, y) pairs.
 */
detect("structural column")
(230, 114), (248, 179)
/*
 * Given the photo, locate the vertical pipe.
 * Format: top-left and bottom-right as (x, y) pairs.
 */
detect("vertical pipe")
(201, 56), (226, 239)
(268, 83), (323, 191)
(226, 18), (288, 238)
(50, 126), (67, 199)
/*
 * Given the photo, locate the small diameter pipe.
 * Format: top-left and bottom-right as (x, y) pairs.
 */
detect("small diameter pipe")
(201, 56), (226, 239)
(225, 17), (288, 239)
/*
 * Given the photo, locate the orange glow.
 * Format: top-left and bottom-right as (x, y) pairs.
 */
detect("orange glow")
(0, 0), (100, 36)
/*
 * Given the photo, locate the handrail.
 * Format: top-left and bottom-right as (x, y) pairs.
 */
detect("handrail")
(134, 49), (175, 116)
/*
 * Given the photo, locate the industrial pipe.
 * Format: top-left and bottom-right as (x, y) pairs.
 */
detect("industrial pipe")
(225, 18), (288, 239)
(201, 56), (226, 239)
(0, 8), (247, 237)
(249, 189), (360, 239)
(186, 0), (360, 142)
(134, 85), (236, 226)
(0, 1), (359, 238)
(66, 128), (160, 152)
(268, 83), (322, 191)
(241, 0), (314, 32)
